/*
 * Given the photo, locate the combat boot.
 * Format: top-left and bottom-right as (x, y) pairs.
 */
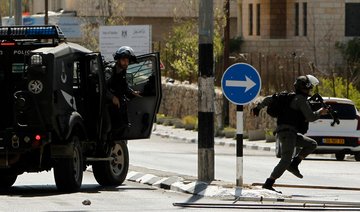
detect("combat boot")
(287, 157), (303, 178)
(262, 178), (282, 194)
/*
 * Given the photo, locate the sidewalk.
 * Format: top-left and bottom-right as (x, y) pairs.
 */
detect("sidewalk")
(151, 124), (276, 152)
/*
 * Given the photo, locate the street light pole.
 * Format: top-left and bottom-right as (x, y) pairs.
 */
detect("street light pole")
(45, 0), (49, 25)
(223, 0), (230, 127)
(198, 0), (214, 182)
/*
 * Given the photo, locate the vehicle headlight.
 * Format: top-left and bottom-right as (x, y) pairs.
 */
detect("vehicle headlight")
(30, 54), (42, 65)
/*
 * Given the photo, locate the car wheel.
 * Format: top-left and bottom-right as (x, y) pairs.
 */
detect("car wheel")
(0, 174), (17, 189)
(54, 135), (83, 192)
(354, 153), (360, 161)
(275, 139), (281, 158)
(93, 141), (129, 186)
(335, 153), (345, 161)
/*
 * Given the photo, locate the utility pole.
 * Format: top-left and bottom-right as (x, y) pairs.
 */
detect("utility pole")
(198, 0), (214, 182)
(223, 0), (230, 127)
(14, 0), (22, 25)
(237, 0), (243, 37)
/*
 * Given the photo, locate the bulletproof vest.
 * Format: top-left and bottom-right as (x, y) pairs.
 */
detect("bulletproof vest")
(276, 97), (309, 134)
(109, 67), (129, 99)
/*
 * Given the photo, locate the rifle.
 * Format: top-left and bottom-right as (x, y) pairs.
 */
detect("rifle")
(308, 93), (340, 126)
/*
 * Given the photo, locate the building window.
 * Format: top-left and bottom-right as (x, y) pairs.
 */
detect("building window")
(256, 3), (260, 36)
(249, 4), (253, 36)
(303, 2), (307, 36)
(295, 3), (299, 36)
(345, 3), (360, 36)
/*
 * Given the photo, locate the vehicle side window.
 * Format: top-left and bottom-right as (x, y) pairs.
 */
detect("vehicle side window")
(327, 103), (356, 120)
(126, 60), (154, 86)
(311, 102), (357, 120)
(90, 58), (100, 75)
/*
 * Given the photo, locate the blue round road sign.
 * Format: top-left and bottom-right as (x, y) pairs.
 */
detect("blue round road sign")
(221, 63), (261, 105)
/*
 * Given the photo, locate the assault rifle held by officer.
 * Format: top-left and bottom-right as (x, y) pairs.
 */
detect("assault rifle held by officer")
(308, 93), (340, 126)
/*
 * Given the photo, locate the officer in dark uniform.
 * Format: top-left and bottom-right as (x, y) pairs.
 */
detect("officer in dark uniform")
(252, 75), (328, 193)
(102, 46), (141, 140)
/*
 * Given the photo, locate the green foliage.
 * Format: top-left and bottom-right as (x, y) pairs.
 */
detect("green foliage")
(335, 38), (360, 89)
(165, 8), (225, 82)
(223, 127), (236, 138)
(336, 37), (360, 63)
(0, 1), (10, 17)
(182, 115), (198, 130)
(318, 77), (360, 109)
(165, 21), (198, 82)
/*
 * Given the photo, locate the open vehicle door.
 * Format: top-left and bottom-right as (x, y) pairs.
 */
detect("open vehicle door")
(118, 52), (162, 140)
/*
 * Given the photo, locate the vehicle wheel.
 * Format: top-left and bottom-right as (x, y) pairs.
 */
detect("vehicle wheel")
(54, 135), (83, 192)
(335, 153), (345, 161)
(0, 174), (17, 189)
(275, 139), (281, 158)
(354, 153), (360, 161)
(93, 141), (129, 186)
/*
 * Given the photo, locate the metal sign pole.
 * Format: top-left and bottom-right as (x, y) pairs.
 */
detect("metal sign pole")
(221, 63), (261, 187)
(236, 105), (243, 187)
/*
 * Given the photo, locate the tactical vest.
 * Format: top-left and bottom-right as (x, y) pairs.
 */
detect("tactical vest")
(276, 97), (309, 134)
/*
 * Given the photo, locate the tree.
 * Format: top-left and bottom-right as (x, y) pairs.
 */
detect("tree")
(318, 77), (360, 109)
(0, 1), (11, 26)
(164, 7), (225, 83)
(77, 0), (127, 51)
(336, 37), (360, 93)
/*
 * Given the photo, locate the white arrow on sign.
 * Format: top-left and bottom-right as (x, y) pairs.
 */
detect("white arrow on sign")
(225, 75), (256, 92)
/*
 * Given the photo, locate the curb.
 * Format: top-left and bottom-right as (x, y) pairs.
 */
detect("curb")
(125, 171), (287, 199)
(152, 131), (276, 152)
(152, 129), (354, 160)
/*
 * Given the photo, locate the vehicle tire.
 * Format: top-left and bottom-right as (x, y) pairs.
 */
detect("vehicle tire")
(0, 174), (17, 189)
(354, 153), (360, 161)
(335, 153), (345, 161)
(275, 139), (281, 158)
(53, 135), (83, 192)
(93, 141), (129, 186)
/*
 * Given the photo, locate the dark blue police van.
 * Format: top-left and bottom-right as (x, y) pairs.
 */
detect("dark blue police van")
(0, 25), (161, 192)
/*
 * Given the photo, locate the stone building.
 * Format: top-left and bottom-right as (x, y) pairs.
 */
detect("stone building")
(238, 0), (360, 73)
(30, 0), (239, 42)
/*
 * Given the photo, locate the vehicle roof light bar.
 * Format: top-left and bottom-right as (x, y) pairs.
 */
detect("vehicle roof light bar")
(0, 25), (65, 41)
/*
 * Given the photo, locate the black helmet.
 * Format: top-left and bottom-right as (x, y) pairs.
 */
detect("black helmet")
(113, 46), (138, 63)
(294, 74), (319, 91)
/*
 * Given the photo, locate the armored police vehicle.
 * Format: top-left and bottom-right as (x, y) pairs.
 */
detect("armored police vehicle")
(0, 25), (162, 191)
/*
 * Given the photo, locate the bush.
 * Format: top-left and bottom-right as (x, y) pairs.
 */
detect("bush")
(173, 118), (185, 128)
(182, 115), (198, 130)
(223, 127), (236, 138)
(318, 77), (360, 109)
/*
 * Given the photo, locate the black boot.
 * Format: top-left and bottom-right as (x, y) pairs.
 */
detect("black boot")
(262, 178), (282, 193)
(287, 157), (303, 179)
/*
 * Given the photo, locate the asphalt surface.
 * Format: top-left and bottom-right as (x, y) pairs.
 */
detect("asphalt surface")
(124, 124), (360, 207)
(125, 124), (284, 199)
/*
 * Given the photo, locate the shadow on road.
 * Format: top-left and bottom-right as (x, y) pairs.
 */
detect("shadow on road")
(0, 183), (156, 197)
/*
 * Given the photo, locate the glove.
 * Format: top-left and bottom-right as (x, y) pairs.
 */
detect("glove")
(251, 105), (261, 116)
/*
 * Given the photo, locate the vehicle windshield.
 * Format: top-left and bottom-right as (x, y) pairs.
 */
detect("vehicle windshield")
(311, 102), (357, 120)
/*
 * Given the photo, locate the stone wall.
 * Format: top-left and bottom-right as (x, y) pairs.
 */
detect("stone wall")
(158, 80), (276, 133)
(158, 80), (224, 129)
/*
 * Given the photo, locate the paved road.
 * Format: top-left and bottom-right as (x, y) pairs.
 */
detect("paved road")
(6, 170), (240, 212)
(128, 135), (360, 202)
